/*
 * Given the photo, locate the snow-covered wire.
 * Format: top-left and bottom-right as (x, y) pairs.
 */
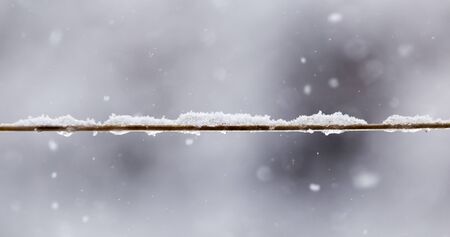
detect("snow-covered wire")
(0, 112), (449, 135)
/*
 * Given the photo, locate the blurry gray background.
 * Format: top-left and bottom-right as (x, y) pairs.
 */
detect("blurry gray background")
(1, 0), (450, 236)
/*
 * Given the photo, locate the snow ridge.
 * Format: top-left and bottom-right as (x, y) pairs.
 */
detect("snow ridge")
(382, 115), (445, 124)
(176, 112), (286, 126)
(105, 114), (174, 126)
(12, 115), (97, 126)
(103, 111), (366, 127)
(290, 111), (367, 126)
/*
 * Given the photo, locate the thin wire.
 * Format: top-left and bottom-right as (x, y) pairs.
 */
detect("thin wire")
(0, 123), (449, 133)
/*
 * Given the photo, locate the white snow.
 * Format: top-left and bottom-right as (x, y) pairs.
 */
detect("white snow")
(185, 138), (194, 146)
(382, 115), (444, 124)
(109, 131), (130, 135)
(353, 171), (380, 190)
(256, 166), (273, 182)
(49, 30), (63, 45)
(176, 112), (284, 126)
(105, 114), (174, 126)
(51, 202), (59, 210)
(397, 44), (414, 57)
(10, 115), (97, 126)
(290, 111), (367, 126)
(104, 111), (366, 128)
(389, 98), (400, 108)
(382, 115), (449, 133)
(328, 77), (339, 88)
(51, 172), (58, 179)
(5, 115), (96, 137)
(300, 57), (307, 64)
(48, 140), (58, 151)
(146, 131), (162, 136)
(303, 84), (312, 95)
(327, 12), (343, 23)
(57, 131), (73, 137)
(106, 112), (282, 126)
(309, 183), (321, 192)
(289, 111), (367, 135)
(81, 215), (90, 223)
